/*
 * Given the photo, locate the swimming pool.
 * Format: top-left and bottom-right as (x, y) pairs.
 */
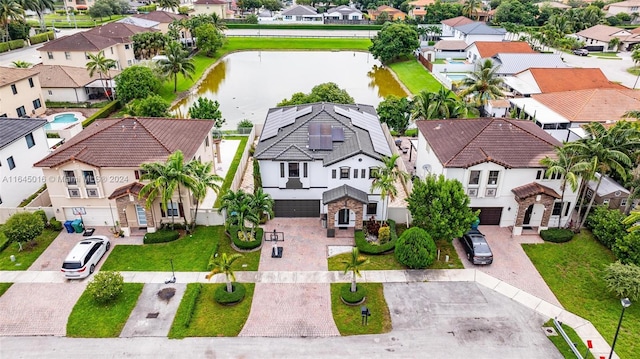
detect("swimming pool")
(445, 73), (469, 81)
(45, 113), (80, 130)
(447, 60), (465, 64)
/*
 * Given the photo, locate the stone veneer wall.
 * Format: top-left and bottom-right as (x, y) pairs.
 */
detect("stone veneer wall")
(326, 197), (364, 231)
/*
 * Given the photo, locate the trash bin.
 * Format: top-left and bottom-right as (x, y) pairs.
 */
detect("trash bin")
(64, 220), (74, 233)
(71, 219), (84, 233)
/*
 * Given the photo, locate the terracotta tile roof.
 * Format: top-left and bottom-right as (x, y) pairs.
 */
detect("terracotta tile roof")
(473, 41), (535, 58)
(532, 89), (640, 122)
(512, 182), (560, 200)
(34, 117), (214, 168)
(35, 64), (120, 88)
(631, 27), (640, 35)
(39, 32), (119, 52)
(85, 22), (158, 43)
(441, 16), (474, 27)
(0, 67), (40, 87)
(523, 68), (624, 93)
(415, 118), (560, 169)
(108, 182), (145, 199)
(368, 5), (407, 18)
(576, 24), (627, 42)
(133, 10), (187, 23)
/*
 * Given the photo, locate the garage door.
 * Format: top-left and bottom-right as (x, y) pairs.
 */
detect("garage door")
(472, 207), (502, 225)
(64, 207), (117, 227)
(274, 200), (320, 218)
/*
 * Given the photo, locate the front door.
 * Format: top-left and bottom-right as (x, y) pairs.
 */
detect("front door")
(338, 209), (350, 225)
(523, 204), (534, 225)
(135, 205), (147, 227)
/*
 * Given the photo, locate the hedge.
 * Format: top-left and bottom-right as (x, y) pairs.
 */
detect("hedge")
(29, 32), (53, 45)
(82, 100), (121, 127)
(50, 219), (63, 232)
(138, 4), (157, 12)
(340, 283), (366, 304)
(0, 236), (11, 253)
(214, 282), (246, 304)
(225, 23), (382, 31)
(228, 226), (262, 250)
(180, 283), (202, 328)
(0, 40), (21, 53)
(540, 228), (575, 243)
(143, 229), (180, 244)
(355, 219), (398, 254)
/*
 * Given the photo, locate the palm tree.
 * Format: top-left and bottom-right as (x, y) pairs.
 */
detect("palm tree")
(449, 99), (479, 118)
(540, 146), (587, 228)
(86, 50), (116, 101)
(608, 37), (621, 52)
(157, 0), (179, 12)
(186, 160), (222, 230)
(459, 59), (504, 108)
(20, 0), (53, 31)
(11, 60), (31, 68)
(371, 154), (410, 223)
(462, 0), (482, 20)
(250, 187), (274, 222)
(623, 209), (640, 232)
(165, 150), (196, 227)
(158, 41), (195, 93)
(428, 87), (456, 119)
(0, 0), (23, 42)
(411, 90), (436, 121)
(139, 161), (172, 228)
(631, 47), (640, 89)
(205, 252), (243, 293)
(219, 189), (248, 229)
(342, 247), (370, 293)
(426, 25), (441, 42)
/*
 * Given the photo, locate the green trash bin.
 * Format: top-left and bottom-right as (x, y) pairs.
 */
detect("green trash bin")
(71, 219), (84, 233)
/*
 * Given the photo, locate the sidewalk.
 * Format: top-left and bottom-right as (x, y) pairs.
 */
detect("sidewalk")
(0, 268), (616, 358)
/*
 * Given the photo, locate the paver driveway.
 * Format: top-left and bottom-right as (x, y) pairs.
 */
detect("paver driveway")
(241, 218), (351, 337)
(453, 226), (562, 307)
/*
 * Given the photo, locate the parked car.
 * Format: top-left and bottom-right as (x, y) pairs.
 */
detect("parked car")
(573, 49), (589, 56)
(61, 236), (111, 279)
(460, 230), (493, 265)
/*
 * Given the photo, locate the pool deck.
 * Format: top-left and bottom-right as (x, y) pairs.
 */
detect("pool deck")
(44, 111), (86, 129)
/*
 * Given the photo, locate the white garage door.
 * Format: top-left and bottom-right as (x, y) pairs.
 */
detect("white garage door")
(63, 207), (117, 227)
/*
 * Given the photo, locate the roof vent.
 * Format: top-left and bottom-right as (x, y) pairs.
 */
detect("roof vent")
(435, 124), (441, 130)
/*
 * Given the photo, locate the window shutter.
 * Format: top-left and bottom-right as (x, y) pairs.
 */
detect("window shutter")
(332, 169), (336, 178)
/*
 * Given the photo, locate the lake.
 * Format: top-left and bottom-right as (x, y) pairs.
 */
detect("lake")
(171, 51), (408, 130)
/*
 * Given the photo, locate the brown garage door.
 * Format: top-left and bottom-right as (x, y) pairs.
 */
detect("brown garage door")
(274, 200), (320, 217)
(472, 207), (503, 225)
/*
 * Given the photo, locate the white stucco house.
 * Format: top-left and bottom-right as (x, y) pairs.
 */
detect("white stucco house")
(0, 119), (49, 207)
(575, 24), (632, 52)
(451, 22), (506, 44)
(414, 118), (579, 235)
(324, 5), (363, 20)
(254, 103), (394, 236)
(440, 16), (474, 37)
(281, 5), (323, 22)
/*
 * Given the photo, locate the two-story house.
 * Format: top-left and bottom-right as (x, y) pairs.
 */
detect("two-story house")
(408, 0), (435, 18)
(0, 119), (49, 207)
(415, 118), (579, 235)
(440, 16), (474, 37)
(451, 22), (506, 44)
(193, 0), (234, 18)
(34, 118), (216, 236)
(38, 23), (153, 70)
(0, 68), (46, 118)
(254, 103), (394, 236)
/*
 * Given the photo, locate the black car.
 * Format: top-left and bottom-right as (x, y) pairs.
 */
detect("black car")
(573, 49), (589, 56)
(460, 230), (493, 265)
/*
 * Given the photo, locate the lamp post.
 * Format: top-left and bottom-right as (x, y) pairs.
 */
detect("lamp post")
(608, 297), (632, 359)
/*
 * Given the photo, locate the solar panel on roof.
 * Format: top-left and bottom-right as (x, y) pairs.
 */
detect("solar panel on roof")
(308, 122), (321, 136)
(320, 123), (332, 135)
(320, 135), (332, 150)
(332, 127), (344, 142)
(309, 135), (321, 150)
(334, 106), (391, 156)
(261, 106), (313, 141)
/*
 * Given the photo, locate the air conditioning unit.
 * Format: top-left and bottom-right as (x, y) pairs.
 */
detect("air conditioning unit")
(68, 188), (81, 198)
(86, 188), (99, 198)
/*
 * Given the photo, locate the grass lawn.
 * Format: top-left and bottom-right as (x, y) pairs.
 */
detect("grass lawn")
(543, 319), (594, 359)
(67, 283), (143, 337)
(0, 229), (60, 270)
(627, 67), (640, 76)
(523, 231), (638, 359)
(330, 283), (391, 335)
(0, 283), (12, 297)
(327, 239), (463, 270)
(169, 283), (254, 338)
(388, 59), (445, 94)
(213, 135), (248, 208)
(588, 52), (620, 58)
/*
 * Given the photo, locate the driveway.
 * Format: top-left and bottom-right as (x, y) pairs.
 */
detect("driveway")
(562, 51), (638, 88)
(453, 226), (562, 307)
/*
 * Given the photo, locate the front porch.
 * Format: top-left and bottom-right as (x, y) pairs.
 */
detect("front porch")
(511, 182), (560, 236)
(322, 184), (368, 238)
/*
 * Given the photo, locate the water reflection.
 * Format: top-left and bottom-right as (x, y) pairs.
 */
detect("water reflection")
(172, 51), (408, 129)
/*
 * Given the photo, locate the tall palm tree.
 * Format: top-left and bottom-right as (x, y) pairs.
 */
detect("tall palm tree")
(0, 0), (23, 42)
(371, 154), (410, 223)
(219, 189), (248, 229)
(205, 252), (243, 293)
(250, 187), (274, 222)
(20, 0), (52, 31)
(459, 59), (504, 108)
(86, 50), (116, 100)
(186, 160), (222, 230)
(158, 41), (195, 93)
(462, 0), (482, 20)
(165, 150), (196, 227)
(540, 146), (587, 228)
(139, 161), (172, 228)
(411, 90), (436, 121)
(157, 0), (179, 12)
(342, 247), (370, 293)
(428, 87), (456, 119)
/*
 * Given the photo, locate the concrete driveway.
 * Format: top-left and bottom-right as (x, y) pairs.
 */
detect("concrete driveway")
(453, 226), (562, 307)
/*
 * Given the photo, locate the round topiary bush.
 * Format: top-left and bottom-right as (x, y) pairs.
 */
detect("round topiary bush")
(540, 228), (575, 243)
(86, 271), (124, 305)
(214, 282), (246, 304)
(395, 227), (437, 269)
(340, 283), (366, 304)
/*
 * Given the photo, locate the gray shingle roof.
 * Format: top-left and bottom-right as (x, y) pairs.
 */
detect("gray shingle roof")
(0, 118), (48, 150)
(281, 5), (318, 16)
(326, 5), (363, 15)
(322, 184), (369, 204)
(588, 173), (629, 197)
(492, 53), (567, 75)
(255, 103), (391, 166)
(454, 22), (506, 35)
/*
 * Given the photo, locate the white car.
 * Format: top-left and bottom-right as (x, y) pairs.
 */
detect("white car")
(61, 236), (111, 279)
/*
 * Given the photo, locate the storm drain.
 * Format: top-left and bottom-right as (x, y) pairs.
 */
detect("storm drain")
(542, 327), (558, 336)
(146, 312), (159, 319)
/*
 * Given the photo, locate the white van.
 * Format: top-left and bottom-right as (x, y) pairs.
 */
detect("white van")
(61, 236), (111, 279)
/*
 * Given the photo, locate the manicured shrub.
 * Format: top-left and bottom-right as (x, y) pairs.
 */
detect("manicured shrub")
(86, 271), (124, 305)
(613, 232), (640, 266)
(378, 226), (390, 244)
(586, 206), (629, 249)
(49, 219), (63, 232)
(214, 282), (246, 304)
(181, 283), (202, 328)
(144, 229), (180, 244)
(395, 227), (436, 269)
(8, 39), (24, 50)
(137, 4), (157, 12)
(340, 283), (366, 304)
(0, 42), (10, 53)
(229, 226), (262, 250)
(29, 32), (52, 45)
(356, 220), (398, 254)
(82, 100), (121, 127)
(33, 210), (49, 228)
(1, 212), (44, 250)
(604, 262), (640, 301)
(540, 228), (574, 243)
